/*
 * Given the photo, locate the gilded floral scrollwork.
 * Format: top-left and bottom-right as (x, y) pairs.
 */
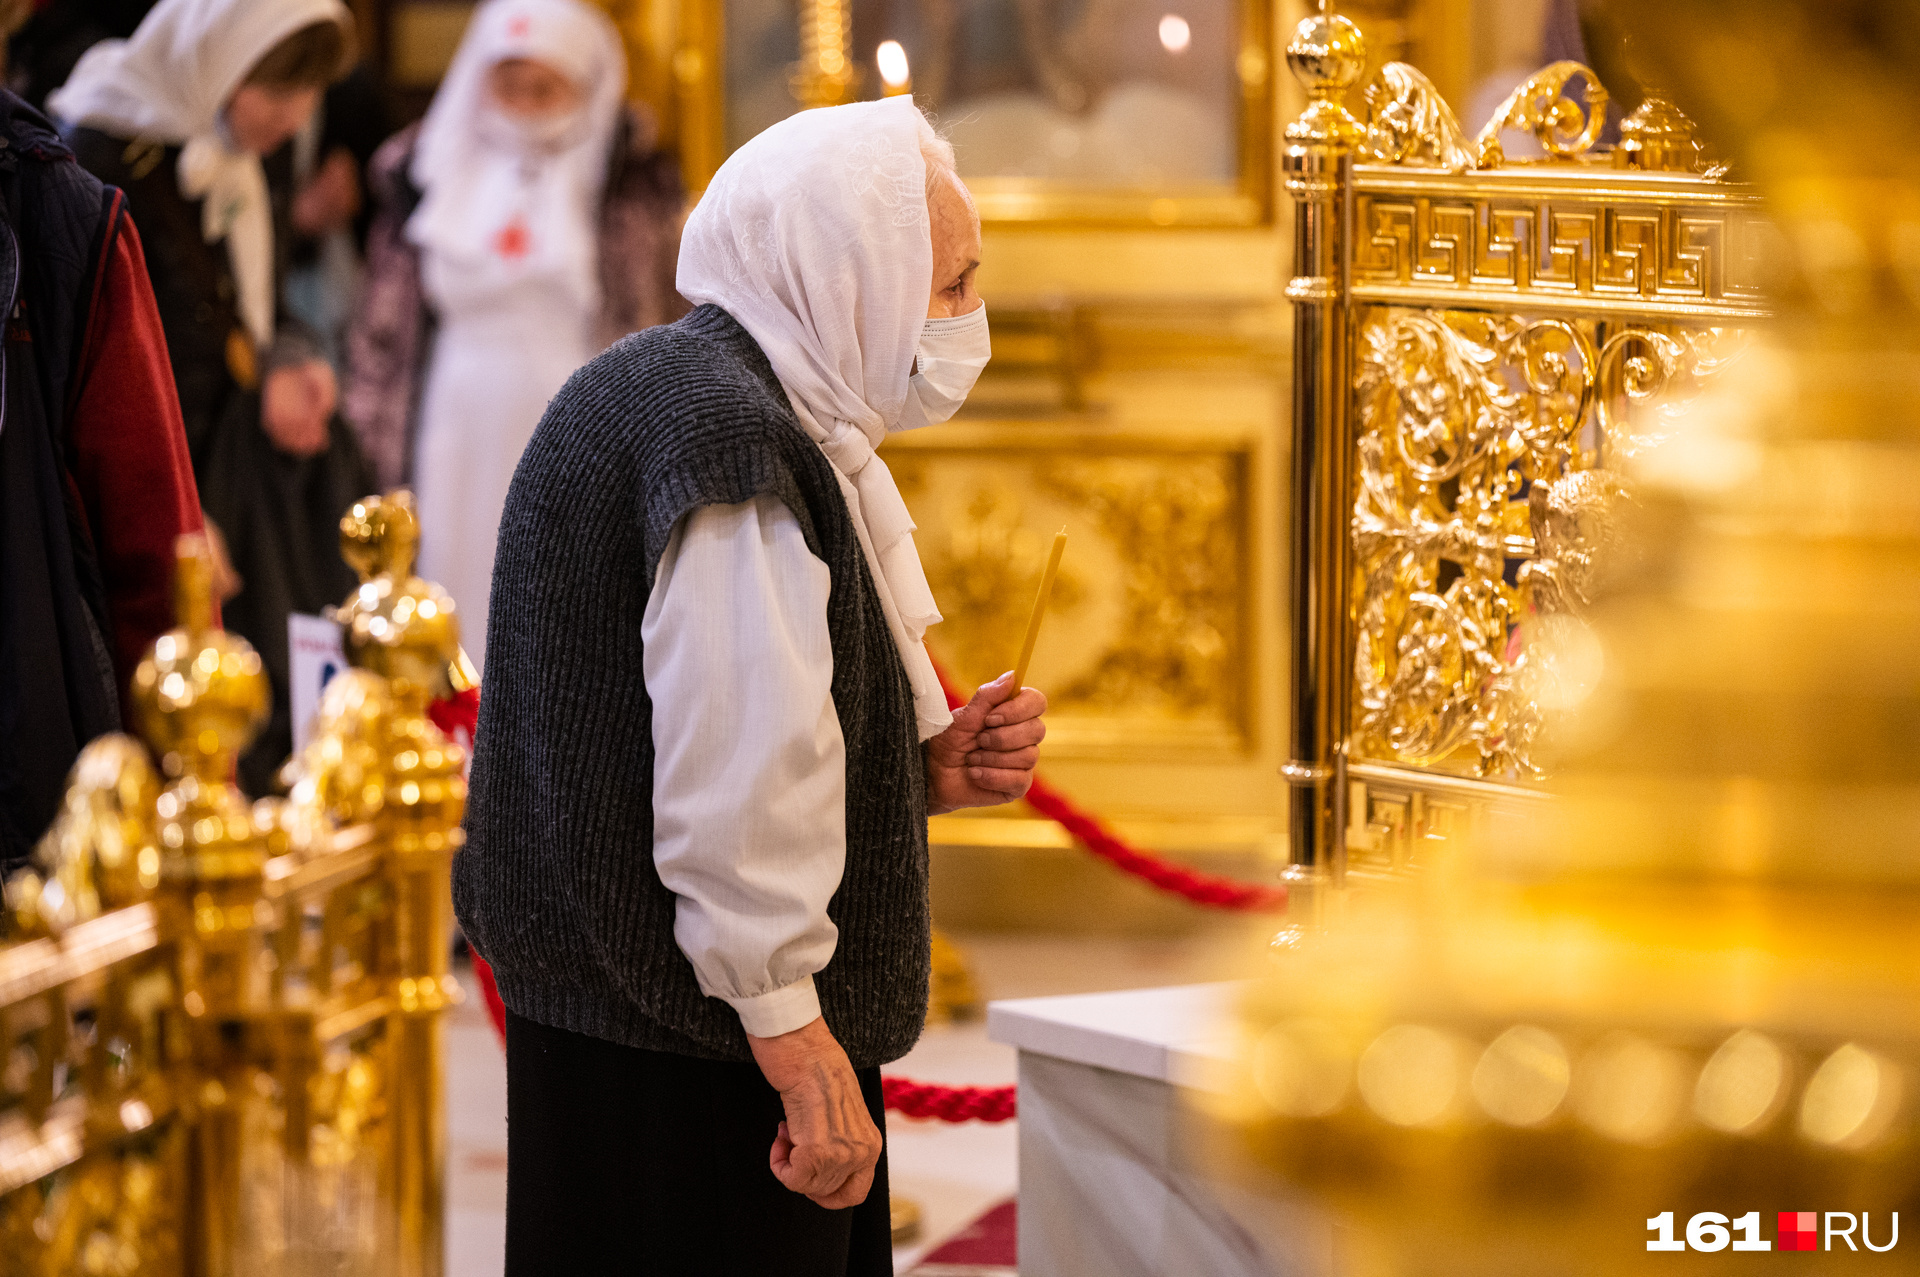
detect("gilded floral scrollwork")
(1473, 61), (1611, 167)
(1354, 307), (1749, 777)
(894, 446), (1247, 749)
(1354, 309), (1594, 775)
(1355, 58), (1616, 171)
(1040, 459), (1241, 717)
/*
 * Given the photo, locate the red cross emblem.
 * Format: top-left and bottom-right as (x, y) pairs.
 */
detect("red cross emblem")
(506, 14), (530, 36)
(494, 216), (531, 260)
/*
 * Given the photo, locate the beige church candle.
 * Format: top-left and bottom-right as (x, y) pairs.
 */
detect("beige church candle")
(1011, 528), (1067, 690)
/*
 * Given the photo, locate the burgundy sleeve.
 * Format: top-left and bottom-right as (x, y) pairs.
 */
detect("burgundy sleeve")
(68, 207), (211, 704)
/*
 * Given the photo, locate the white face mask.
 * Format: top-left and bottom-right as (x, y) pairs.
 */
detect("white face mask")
(894, 305), (990, 432)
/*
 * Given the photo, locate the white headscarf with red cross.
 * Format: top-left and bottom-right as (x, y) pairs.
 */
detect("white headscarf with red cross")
(405, 0), (626, 312)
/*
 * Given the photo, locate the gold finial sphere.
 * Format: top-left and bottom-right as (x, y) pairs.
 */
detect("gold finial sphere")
(340, 495), (386, 582)
(337, 490), (460, 699)
(129, 536), (271, 887)
(131, 535), (270, 781)
(1286, 10), (1367, 99)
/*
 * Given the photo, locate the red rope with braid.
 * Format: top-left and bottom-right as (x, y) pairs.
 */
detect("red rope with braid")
(931, 660), (1288, 913)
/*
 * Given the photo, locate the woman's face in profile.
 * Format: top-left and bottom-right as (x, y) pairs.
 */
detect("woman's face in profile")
(487, 57), (581, 120)
(225, 83), (321, 155)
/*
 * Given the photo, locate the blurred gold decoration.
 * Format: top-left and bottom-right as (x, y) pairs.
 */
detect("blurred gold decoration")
(1235, 2), (1920, 1273)
(790, 0), (854, 109)
(278, 669), (395, 837)
(1614, 92), (1706, 174)
(336, 493), (459, 703)
(0, 499), (469, 1275)
(926, 929), (982, 1024)
(5, 737), (162, 940)
(889, 1194), (922, 1244)
(895, 439), (1250, 755)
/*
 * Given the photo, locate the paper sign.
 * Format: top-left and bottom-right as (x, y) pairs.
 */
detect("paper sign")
(289, 612), (346, 755)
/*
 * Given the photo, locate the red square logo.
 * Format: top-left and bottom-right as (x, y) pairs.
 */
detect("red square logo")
(1779, 1212), (1819, 1251)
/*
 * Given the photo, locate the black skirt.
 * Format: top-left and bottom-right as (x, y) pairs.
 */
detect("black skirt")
(503, 1008), (895, 1276)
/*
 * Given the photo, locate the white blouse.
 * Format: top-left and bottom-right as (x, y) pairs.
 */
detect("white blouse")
(642, 493), (847, 1039)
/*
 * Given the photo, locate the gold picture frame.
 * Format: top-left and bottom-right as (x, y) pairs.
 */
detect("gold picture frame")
(642, 0), (1278, 228)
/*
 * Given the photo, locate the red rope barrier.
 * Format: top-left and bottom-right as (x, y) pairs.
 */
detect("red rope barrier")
(882, 1076), (1017, 1123)
(931, 660), (1288, 913)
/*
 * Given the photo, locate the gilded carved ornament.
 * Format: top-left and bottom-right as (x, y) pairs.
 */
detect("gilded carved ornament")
(896, 449), (1248, 748)
(1351, 51), (1708, 175)
(280, 491), (468, 857)
(1359, 62), (1475, 172)
(1351, 310), (1749, 779)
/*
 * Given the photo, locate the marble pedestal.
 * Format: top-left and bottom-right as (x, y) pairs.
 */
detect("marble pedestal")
(987, 984), (1334, 1277)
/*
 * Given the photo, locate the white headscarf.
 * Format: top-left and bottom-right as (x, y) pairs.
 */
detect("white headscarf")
(678, 98), (957, 741)
(49, 0), (351, 351)
(406, 0), (625, 313)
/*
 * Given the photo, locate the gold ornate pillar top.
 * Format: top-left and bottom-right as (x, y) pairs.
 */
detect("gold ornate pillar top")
(130, 534), (270, 785)
(128, 534), (272, 889)
(336, 491), (461, 703)
(1283, 1), (1366, 149)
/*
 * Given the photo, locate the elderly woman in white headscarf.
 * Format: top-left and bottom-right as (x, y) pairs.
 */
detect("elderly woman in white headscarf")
(52, 0), (370, 795)
(454, 96), (1045, 1271)
(343, 0), (687, 670)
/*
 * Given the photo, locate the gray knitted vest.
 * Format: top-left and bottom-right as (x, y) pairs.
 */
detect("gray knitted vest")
(454, 304), (931, 1069)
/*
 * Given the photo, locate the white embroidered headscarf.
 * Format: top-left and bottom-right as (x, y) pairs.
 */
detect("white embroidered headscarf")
(678, 97), (957, 741)
(406, 0), (626, 313)
(49, 0), (351, 351)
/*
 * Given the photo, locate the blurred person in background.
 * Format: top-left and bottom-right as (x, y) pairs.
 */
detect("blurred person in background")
(283, 64), (395, 365)
(344, 0), (687, 671)
(0, 87), (205, 869)
(51, 0), (373, 794)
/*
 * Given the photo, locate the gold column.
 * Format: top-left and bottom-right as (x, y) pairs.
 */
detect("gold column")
(130, 537), (272, 1277)
(338, 493), (467, 1277)
(1279, 4), (1365, 884)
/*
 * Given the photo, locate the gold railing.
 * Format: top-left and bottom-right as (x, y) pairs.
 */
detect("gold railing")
(0, 492), (465, 1277)
(1279, 4), (1770, 886)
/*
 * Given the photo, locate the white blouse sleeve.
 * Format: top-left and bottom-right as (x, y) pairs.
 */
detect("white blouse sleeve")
(643, 492), (845, 1039)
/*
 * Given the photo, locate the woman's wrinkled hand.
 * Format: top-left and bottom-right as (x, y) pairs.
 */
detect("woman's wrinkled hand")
(748, 1017), (883, 1209)
(925, 671), (1047, 815)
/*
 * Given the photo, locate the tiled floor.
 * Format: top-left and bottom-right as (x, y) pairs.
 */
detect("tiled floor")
(444, 930), (1251, 1275)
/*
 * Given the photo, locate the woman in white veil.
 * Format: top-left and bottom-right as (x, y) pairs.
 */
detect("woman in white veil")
(344, 0), (686, 671)
(457, 97), (1047, 1273)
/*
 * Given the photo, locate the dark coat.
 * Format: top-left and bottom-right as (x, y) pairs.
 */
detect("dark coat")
(0, 92), (204, 867)
(68, 125), (371, 795)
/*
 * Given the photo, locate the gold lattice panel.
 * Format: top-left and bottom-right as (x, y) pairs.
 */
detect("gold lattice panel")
(1350, 303), (1752, 780)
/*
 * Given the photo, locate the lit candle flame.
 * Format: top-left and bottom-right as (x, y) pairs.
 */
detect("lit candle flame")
(1158, 13), (1191, 53)
(877, 40), (911, 91)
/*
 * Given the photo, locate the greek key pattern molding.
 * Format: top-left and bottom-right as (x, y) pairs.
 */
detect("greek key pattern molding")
(1352, 185), (1775, 322)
